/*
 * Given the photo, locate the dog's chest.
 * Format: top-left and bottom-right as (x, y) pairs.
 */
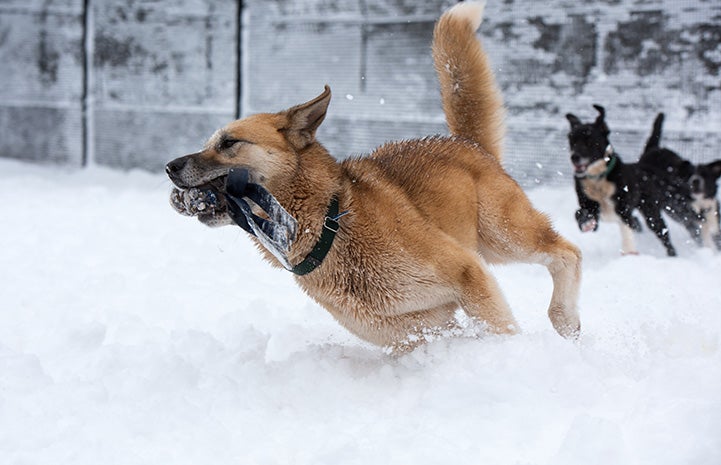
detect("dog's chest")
(692, 197), (717, 216)
(693, 197), (720, 238)
(581, 177), (616, 217)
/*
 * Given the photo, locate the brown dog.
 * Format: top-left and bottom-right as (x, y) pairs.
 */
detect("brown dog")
(166, 1), (582, 351)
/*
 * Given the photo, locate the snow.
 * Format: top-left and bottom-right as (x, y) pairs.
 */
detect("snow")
(1, 158), (720, 465)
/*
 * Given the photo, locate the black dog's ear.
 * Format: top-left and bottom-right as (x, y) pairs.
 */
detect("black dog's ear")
(709, 160), (721, 179)
(566, 113), (582, 129)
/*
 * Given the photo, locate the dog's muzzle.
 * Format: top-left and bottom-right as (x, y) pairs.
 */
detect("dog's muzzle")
(689, 175), (705, 196)
(570, 152), (589, 176)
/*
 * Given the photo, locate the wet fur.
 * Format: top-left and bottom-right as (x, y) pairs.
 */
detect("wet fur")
(167, 1), (582, 351)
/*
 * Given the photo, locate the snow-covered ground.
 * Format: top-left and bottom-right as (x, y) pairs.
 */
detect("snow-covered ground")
(1, 158), (719, 465)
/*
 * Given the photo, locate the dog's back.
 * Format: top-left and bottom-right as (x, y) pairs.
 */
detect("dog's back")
(341, 1), (514, 252)
(329, 2), (582, 344)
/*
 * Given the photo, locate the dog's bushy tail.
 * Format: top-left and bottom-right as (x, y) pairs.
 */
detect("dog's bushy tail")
(433, 1), (505, 162)
(644, 112), (665, 153)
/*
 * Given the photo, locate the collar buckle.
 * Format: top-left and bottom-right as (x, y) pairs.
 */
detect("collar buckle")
(291, 196), (344, 276)
(323, 216), (340, 233)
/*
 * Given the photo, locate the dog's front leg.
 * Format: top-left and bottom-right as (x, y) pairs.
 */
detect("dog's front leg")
(574, 179), (600, 232)
(686, 220), (705, 247)
(608, 200), (642, 255)
(379, 305), (462, 354)
(705, 201), (721, 250)
(713, 232), (721, 251)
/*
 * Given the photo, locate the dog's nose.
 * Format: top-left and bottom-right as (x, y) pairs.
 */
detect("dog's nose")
(166, 156), (188, 176)
(690, 175), (703, 194)
(570, 153), (581, 164)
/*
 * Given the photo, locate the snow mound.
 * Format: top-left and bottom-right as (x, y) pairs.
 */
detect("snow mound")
(1, 159), (719, 464)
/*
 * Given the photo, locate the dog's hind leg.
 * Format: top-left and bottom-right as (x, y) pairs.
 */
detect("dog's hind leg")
(476, 186), (582, 338)
(639, 203), (677, 256)
(543, 236), (583, 338)
(618, 221), (639, 255)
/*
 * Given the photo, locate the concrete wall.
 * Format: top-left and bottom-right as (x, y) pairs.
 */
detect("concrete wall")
(1, 0), (720, 185)
(0, 1), (85, 165)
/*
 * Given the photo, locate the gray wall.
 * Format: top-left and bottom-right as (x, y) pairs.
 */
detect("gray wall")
(1, 0), (720, 185)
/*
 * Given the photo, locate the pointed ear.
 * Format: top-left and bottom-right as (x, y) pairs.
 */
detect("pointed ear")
(566, 113), (581, 129)
(281, 85), (332, 150)
(592, 104), (609, 134)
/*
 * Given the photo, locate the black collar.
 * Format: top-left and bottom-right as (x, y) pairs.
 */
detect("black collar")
(291, 197), (343, 276)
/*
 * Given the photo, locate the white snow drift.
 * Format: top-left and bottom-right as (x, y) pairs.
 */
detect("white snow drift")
(0, 159), (719, 465)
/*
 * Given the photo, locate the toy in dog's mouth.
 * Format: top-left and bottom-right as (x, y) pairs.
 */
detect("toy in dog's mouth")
(169, 169), (298, 269)
(170, 174), (230, 226)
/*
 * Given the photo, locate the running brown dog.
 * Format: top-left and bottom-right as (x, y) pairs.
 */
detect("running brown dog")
(166, 1), (582, 351)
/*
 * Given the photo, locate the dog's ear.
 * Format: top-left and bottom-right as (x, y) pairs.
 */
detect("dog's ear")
(566, 113), (581, 129)
(592, 104), (609, 134)
(281, 85), (332, 150)
(709, 160), (721, 179)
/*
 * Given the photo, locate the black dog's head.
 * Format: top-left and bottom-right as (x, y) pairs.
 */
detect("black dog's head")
(565, 105), (611, 176)
(689, 160), (721, 200)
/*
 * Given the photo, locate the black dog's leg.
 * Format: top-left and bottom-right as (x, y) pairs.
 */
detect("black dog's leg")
(684, 219), (704, 247)
(638, 202), (677, 256)
(711, 231), (721, 250)
(668, 203), (704, 246)
(711, 202), (721, 251)
(574, 179), (600, 232)
(614, 200), (642, 233)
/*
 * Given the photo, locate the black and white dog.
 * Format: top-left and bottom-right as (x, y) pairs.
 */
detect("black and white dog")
(689, 161), (721, 249)
(643, 113), (721, 250)
(565, 105), (701, 256)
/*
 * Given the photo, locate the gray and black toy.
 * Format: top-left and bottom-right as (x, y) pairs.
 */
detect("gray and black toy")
(223, 168), (298, 269)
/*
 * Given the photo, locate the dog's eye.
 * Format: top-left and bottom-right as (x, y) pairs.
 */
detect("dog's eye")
(219, 138), (239, 150)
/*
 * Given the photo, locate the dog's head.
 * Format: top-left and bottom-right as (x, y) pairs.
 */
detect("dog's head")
(689, 160), (721, 200)
(565, 105), (611, 176)
(166, 86), (332, 226)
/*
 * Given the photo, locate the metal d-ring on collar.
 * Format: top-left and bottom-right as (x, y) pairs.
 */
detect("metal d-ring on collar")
(291, 197), (348, 276)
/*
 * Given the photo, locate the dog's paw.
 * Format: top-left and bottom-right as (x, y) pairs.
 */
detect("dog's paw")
(580, 218), (598, 233)
(629, 216), (643, 232)
(170, 187), (225, 217)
